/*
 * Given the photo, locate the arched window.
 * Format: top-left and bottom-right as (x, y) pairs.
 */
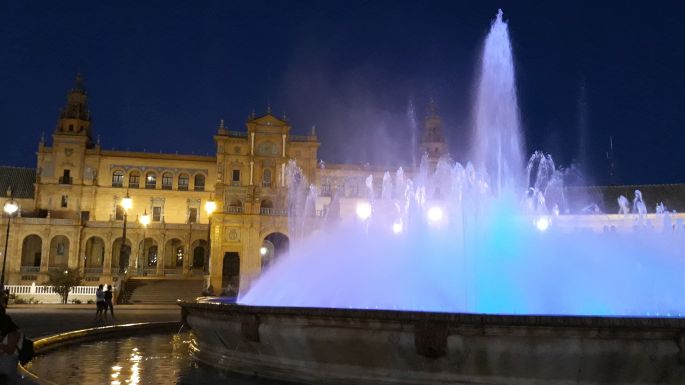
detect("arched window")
(145, 172), (157, 189)
(194, 174), (205, 191)
(112, 170), (124, 187)
(128, 171), (140, 188)
(162, 172), (173, 190)
(178, 174), (189, 191)
(262, 169), (272, 188)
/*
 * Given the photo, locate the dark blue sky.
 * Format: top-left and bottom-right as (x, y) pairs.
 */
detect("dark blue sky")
(1, 1), (684, 185)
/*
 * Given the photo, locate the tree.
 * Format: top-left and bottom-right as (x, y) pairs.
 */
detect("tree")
(45, 268), (82, 304)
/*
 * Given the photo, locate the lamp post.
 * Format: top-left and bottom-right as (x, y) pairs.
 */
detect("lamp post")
(118, 193), (133, 274)
(1, 199), (19, 285)
(138, 210), (150, 276)
(204, 197), (217, 275)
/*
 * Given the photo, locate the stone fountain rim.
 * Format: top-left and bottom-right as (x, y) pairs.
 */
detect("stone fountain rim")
(180, 299), (685, 330)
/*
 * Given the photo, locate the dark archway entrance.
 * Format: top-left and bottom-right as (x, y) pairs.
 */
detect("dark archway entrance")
(221, 252), (240, 295)
(261, 232), (289, 268)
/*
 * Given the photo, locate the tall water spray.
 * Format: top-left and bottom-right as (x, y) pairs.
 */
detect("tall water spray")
(239, 10), (685, 317)
(473, 9), (524, 196)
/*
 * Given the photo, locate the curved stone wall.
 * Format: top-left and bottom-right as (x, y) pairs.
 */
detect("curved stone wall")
(182, 301), (685, 384)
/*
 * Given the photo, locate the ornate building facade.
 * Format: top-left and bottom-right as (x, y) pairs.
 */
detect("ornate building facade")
(0, 76), (449, 295)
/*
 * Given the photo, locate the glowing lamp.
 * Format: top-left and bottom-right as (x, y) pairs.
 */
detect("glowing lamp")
(392, 221), (403, 234)
(3, 200), (18, 215)
(205, 200), (217, 215)
(536, 216), (550, 232)
(259, 247), (268, 256)
(139, 211), (151, 227)
(120, 195), (133, 211)
(427, 206), (444, 223)
(356, 202), (372, 220)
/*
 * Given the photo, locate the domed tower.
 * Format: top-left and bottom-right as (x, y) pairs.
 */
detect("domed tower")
(419, 98), (448, 168)
(54, 73), (93, 145)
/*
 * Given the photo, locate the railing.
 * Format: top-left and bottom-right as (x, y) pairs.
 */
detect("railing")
(194, 185), (205, 192)
(227, 130), (248, 138)
(112, 181), (123, 188)
(289, 134), (317, 142)
(58, 176), (73, 185)
(6, 285), (99, 296)
(260, 208), (287, 216)
(227, 206), (243, 214)
(84, 267), (103, 274)
(128, 182), (139, 189)
(262, 181), (272, 188)
(143, 268), (158, 276)
(47, 266), (68, 273)
(178, 184), (188, 191)
(162, 184), (172, 190)
(145, 182), (156, 189)
(230, 181), (241, 186)
(19, 266), (40, 273)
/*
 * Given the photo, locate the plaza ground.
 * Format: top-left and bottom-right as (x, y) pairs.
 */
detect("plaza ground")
(6, 304), (181, 338)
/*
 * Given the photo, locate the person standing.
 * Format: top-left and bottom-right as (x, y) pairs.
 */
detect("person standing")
(95, 284), (105, 322)
(0, 310), (19, 382)
(104, 285), (115, 321)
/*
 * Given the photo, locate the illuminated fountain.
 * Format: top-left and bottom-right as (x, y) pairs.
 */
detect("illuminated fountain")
(181, 10), (685, 384)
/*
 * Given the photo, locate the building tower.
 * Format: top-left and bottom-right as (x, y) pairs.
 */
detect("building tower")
(419, 98), (448, 168)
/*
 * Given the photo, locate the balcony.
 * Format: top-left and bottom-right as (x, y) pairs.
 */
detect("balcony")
(230, 181), (240, 186)
(194, 185), (205, 192)
(227, 206), (243, 214)
(128, 182), (139, 189)
(59, 176), (73, 185)
(178, 184), (189, 191)
(260, 208), (287, 216)
(112, 181), (123, 188)
(162, 184), (172, 190)
(20, 266), (40, 273)
(84, 267), (103, 274)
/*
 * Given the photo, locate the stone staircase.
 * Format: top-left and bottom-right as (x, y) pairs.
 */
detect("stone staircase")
(122, 277), (204, 304)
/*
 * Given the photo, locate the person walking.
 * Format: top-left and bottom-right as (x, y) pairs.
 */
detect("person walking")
(95, 284), (105, 322)
(104, 284), (115, 321)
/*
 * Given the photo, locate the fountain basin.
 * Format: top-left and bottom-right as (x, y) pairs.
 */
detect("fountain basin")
(181, 300), (685, 384)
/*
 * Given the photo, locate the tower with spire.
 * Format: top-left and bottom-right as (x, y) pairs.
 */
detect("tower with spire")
(45, 73), (95, 188)
(55, 73), (93, 145)
(419, 98), (448, 168)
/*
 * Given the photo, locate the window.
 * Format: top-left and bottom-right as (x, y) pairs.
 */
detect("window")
(178, 174), (189, 191)
(60, 169), (72, 185)
(162, 173), (173, 190)
(112, 170), (124, 187)
(232, 170), (240, 184)
(262, 169), (272, 188)
(57, 243), (66, 255)
(152, 206), (162, 222)
(194, 174), (205, 191)
(115, 205), (124, 220)
(61, 195), (68, 208)
(80, 211), (90, 222)
(188, 207), (198, 224)
(129, 171), (140, 188)
(145, 172), (157, 189)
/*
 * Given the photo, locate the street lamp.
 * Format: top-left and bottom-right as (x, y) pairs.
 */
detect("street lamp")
(1, 199), (19, 285)
(204, 197), (216, 274)
(138, 210), (150, 275)
(118, 193), (132, 274)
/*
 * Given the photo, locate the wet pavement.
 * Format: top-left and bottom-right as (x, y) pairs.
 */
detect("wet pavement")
(6, 304), (181, 338)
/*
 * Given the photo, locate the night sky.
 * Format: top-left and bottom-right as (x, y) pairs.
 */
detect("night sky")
(1, 1), (684, 185)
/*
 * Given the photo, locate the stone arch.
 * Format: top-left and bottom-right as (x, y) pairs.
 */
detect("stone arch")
(49, 235), (70, 268)
(84, 236), (105, 268)
(127, 169), (142, 188)
(260, 198), (274, 209)
(261, 232), (289, 269)
(137, 237), (159, 270)
(111, 237), (132, 270)
(190, 239), (208, 271)
(194, 173), (206, 191)
(164, 238), (184, 269)
(21, 234), (42, 267)
(222, 252), (240, 294)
